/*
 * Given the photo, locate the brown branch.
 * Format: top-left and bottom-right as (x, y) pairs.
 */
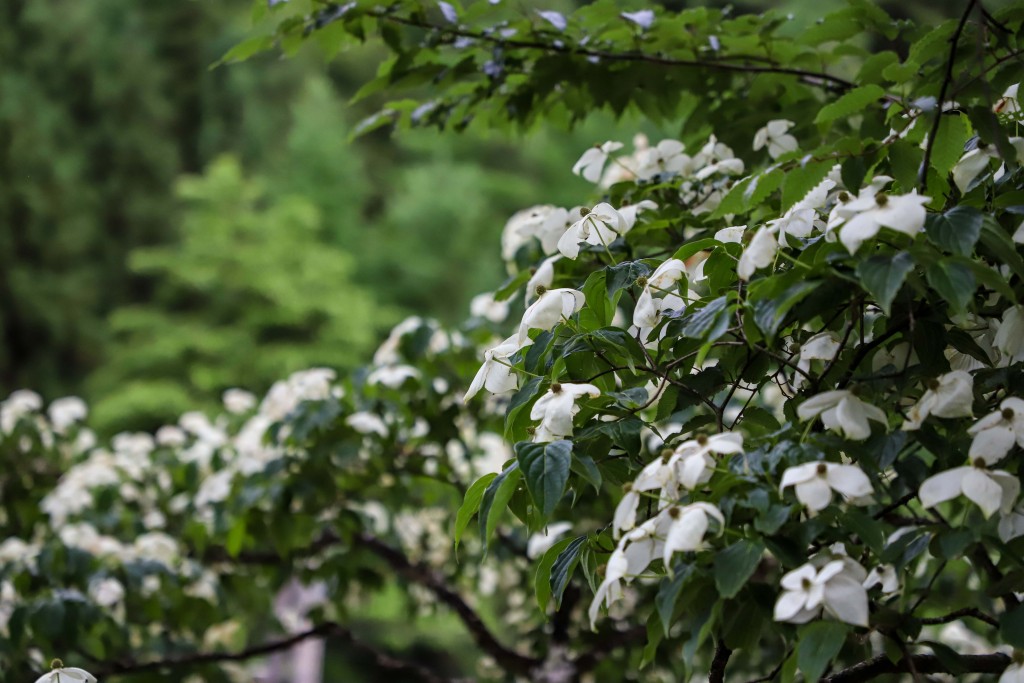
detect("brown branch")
(919, 607), (999, 628)
(919, 0), (980, 191)
(709, 639), (733, 683)
(821, 652), (1010, 683)
(93, 622), (460, 683)
(354, 533), (540, 675)
(373, 12), (860, 93)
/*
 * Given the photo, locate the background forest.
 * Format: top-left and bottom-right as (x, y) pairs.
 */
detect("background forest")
(0, 0), (968, 437)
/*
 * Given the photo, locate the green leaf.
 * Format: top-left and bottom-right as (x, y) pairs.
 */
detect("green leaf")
(515, 440), (573, 521)
(226, 518), (247, 558)
(455, 473), (497, 551)
(856, 251), (914, 314)
(930, 114), (972, 177)
(505, 377), (544, 441)
(1002, 603), (1024, 648)
(570, 453), (602, 493)
(814, 85), (885, 124)
(968, 105), (1019, 164)
(657, 563), (695, 635)
(713, 540), (764, 599)
(781, 161), (834, 212)
(842, 509), (884, 555)
(581, 270), (614, 327)
(534, 535), (575, 613)
(748, 279), (818, 340)
(213, 35), (274, 67)
(979, 215), (1024, 281)
(797, 621), (849, 681)
(925, 260), (976, 315)
(478, 463), (522, 551)
(494, 270), (532, 302)
(925, 206), (983, 255)
(606, 261), (652, 298)
(680, 296), (730, 341)
(550, 535), (587, 609)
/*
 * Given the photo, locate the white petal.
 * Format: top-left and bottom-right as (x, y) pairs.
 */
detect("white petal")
(779, 462), (818, 491)
(613, 490), (640, 538)
(990, 470), (1021, 516)
(823, 575), (869, 627)
(826, 465), (873, 499)
(663, 508), (709, 565)
(780, 563), (817, 591)
(796, 478), (833, 512)
(969, 425), (1015, 466)
(919, 468), (969, 509)
(962, 468), (1003, 518)
(839, 212), (881, 254)
(797, 391), (848, 421)
(737, 226), (778, 281)
(774, 589), (810, 622)
(834, 396), (872, 440)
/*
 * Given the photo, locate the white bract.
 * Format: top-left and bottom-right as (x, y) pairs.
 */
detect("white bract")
(633, 258), (687, 330)
(773, 559), (869, 627)
(797, 390), (887, 440)
(752, 119), (798, 159)
(572, 141), (623, 183)
(780, 461), (873, 513)
(919, 463), (1020, 518)
(995, 306), (1024, 365)
(34, 666), (97, 683)
(737, 225), (778, 281)
(635, 139), (690, 179)
(793, 332), (841, 389)
(530, 383), (601, 441)
(517, 288), (585, 347)
(464, 336), (523, 401)
(901, 371), (974, 430)
(967, 397), (1024, 465)
(863, 564), (899, 594)
(833, 191), (930, 254)
(557, 204), (628, 259)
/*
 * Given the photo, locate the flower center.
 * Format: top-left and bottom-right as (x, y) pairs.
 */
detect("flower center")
(551, 383), (563, 394)
(535, 285), (548, 297)
(927, 379), (940, 391)
(696, 434), (708, 446)
(1003, 407), (1015, 421)
(875, 192), (889, 207)
(837, 191), (850, 203)
(801, 578), (813, 591)
(622, 482), (633, 493)
(635, 276), (649, 288)
(51, 659), (64, 670)
(661, 448), (674, 464)
(816, 463), (829, 476)
(667, 506), (681, 519)
(973, 457), (987, 468)
(580, 207), (591, 217)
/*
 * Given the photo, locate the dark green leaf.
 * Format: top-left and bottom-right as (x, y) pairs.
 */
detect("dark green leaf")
(797, 621), (849, 682)
(607, 261), (652, 298)
(479, 463), (522, 551)
(814, 85), (885, 124)
(856, 251), (915, 314)
(550, 535), (587, 610)
(925, 260), (976, 315)
(680, 296), (730, 341)
(455, 473), (497, 551)
(515, 440), (573, 521)
(713, 540), (764, 599)
(925, 206), (983, 255)
(535, 535), (575, 613)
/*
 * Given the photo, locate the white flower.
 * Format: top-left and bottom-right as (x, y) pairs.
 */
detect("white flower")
(919, 463), (1020, 518)
(660, 502), (725, 569)
(753, 119), (798, 159)
(222, 389), (256, 414)
(967, 397), (1024, 465)
(464, 336), (522, 402)
(863, 564), (899, 594)
(995, 306), (1024, 365)
(793, 332), (841, 389)
(1000, 662), (1024, 683)
(673, 433), (744, 491)
(48, 397), (88, 434)
(952, 137), (1024, 193)
(737, 226), (778, 281)
(501, 205), (561, 260)
(470, 292), (510, 323)
(1000, 506), (1024, 542)
(635, 139), (690, 179)
(572, 141), (624, 183)
(774, 559), (869, 627)
(88, 577), (125, 607)
(34, 667), (97, 683)
(367, 365), (421, 388)
(155, 425), (187, 447)
(530, 383), (601, 441)
(1, 389), (42, 433)
(557, 203), (627, 259)
(618, 200), (658, 232)
(517, 288), (585, 346)
(835, 191), (930, 254)
(346, 412), (389, 437)
(995, 82), (1020, 115)
(901, 371), (974, 430)
(525, 255), (561, 304)
(797, 390), (887, 440)
(780, 462), (873, 513)
(633, 258), (687, 329)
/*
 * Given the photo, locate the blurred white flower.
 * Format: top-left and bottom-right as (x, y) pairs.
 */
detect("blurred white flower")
(737, 226), (778, 281)
(753, 119), (797, 159)
(968, 397), (1024, 465)
(530, 383), (601, 441)
(222, 389), (256, 414)
(797, 390), (887, 440)
(572, 141), (624, 183)
(34, 666), (97, 683)
(901, 371), (974, 430)
(470, 292), (510, 323)
(48, 397), (87, 434)
(780, 461), (873, 512)
(774, 559), (868, 626)
(88, 577), (125, 607)
(863, 564), (899, 594)
(919, 463), (1020, 518)
(517, 288), (585, 346)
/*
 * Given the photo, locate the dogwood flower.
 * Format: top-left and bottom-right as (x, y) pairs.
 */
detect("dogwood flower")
(464, 336), (523, 401)
(901, 370), (974, 430)
(635, 139), (690, 179)
(863, 564), (899, 594)
(525, 255), (561, 304)
(952, 137), (1024, 193)
(834, 191), (930, 254)
(769, 177), (836, 247)
(753, 119), (798, 159)
(470, 292), (510, 323)
(1000, 661), (1024, 683)
(793, 332), (841, 389)
(919, 461), (1020, 518)
(557, 203), (628, 259)
(673, 433), (744, 491)
(780, 461), (873, 513)
(774, 559), (869, 626)
(967, 397), (1024, 464)
(633, 258), (687, 329)
(572, 141), (624, 183)
(797, 390), (887, 440)
(737, 225), (778, 280)
(517, 288), (585, 346)
(530, 383), (601, 441)
(34, 663), (97, 683)
(995, 306), (1024, 365)
(618, 199), (658, 232)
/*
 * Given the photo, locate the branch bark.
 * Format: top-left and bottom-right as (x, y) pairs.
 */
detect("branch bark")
(822, 652), (1010, 683)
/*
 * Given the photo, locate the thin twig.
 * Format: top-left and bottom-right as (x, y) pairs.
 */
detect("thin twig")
(919, 607), (999, 628)
(821, 652), (1010, 683)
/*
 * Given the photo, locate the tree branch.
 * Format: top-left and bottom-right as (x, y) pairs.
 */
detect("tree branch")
(919, 606), (999, 628)
(93, 622), (461, 683)
(709, 639), (733, 683)
(821, 652), (1009, 683)
(919, 0), (979, 191)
